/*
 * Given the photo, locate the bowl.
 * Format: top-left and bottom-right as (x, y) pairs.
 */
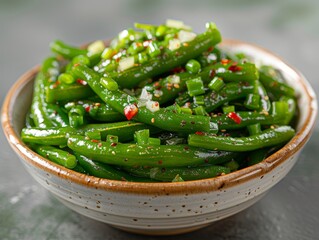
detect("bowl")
(1, 39), (317, 236)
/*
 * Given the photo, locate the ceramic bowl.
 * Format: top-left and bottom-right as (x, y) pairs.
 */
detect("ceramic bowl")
(1, 40), (317, 235)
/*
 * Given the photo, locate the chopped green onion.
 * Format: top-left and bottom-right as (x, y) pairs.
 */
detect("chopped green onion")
(222, 105), (235, 114)
(58, 73), (75, 84)
(137, 52), (149, 64)
(185, 59), (201, 74)
(134, 129), (150, 145)
(194, 106), (207, 116)
(247, 123), (262, 136)
(127, 41), (144, 55)
(186, 77), (205, 96)
(193, 95), (204, 105)
(148, 41), (161, 58)
(208, 77), (225, 92)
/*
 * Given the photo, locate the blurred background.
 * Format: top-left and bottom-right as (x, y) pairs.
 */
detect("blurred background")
(1, 0), (318, 239)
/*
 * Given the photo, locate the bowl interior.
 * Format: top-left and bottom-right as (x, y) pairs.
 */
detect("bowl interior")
(11, 72), (34, 136)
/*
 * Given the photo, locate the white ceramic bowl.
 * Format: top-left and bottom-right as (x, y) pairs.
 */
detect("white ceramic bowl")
(1, 40), (317, 235)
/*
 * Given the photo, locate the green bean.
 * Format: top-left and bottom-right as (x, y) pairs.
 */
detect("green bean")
(32, 144), (77, 169)
(67, 135), (240, 168)
(188, 125), (295, 152)
(200, 62), (259, 83)
(124, 165), (230, 181)
(21, 126), (77, 145)
(79, 121), (157, 142)
(211, 111), (286, 130)
(71, 64), (212, 134)
(254, 81), (271, 112)
(280, 96), (297, 125)
(259, 65), (295, 99)
(64, 100), (125, 122)
(110, 27), (222, 88)
(75, 153), (148, 181)
(46, 82), (95, 103)
(204, 82), (255, 112)
(21, 121), (152, 146)
(21, 21), (298, 182)
(50, 40), (88, 59)
(31, 57), (69, 128)
(247, 145), (282, 166)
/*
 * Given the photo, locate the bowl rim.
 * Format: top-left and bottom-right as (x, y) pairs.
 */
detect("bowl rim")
(1, 39), (317, 195)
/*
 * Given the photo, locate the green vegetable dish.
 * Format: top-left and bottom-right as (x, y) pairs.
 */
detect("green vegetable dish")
(21, 19), (298, 182)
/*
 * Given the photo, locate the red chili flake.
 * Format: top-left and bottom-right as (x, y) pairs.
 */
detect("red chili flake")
(227, 112), (242, 124)
(110, 142), (117, 147)
(76, 79), (87, 85)
(158, 160), (163, 165)
(153, 82), (160, 87)
(171, 66), (185, 74)
(184, 146), (189, 151)
(51, 80), (61, 89)
(208, 46), (214, 52)
(73, 63), (80, 67)
(209, 69), (216, 78)
(228, 65), (242, 72)
(221, 59), (230, 65)
(124, 104), (138, 120)
(91, 139), (100, 143)
(98, 143), (102, 148)
(85, 106), (91, 112)
(195, 131), (205, 136)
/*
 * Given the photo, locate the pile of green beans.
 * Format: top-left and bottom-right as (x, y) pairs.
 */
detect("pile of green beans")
(21, 20), (297, 182)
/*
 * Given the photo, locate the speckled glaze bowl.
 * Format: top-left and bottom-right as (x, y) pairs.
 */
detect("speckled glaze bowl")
(1, 40), (317, 235)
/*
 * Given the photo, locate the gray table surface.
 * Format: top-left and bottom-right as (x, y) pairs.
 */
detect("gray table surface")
(1, 0), (319, 239)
